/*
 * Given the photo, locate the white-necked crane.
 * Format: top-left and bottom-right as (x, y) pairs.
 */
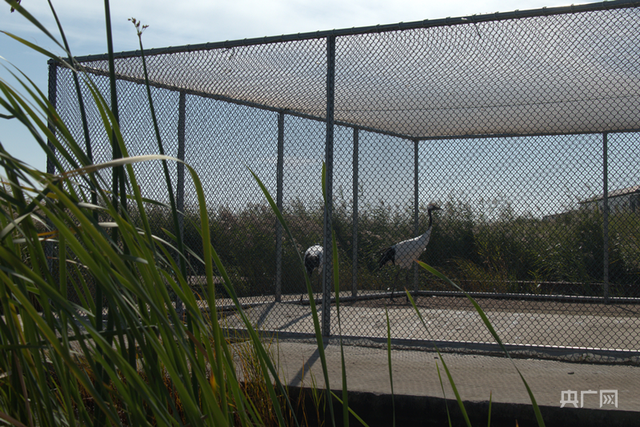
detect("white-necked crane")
(378, 202), (442, 299)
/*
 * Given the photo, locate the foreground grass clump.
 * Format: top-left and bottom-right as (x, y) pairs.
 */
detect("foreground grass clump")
(1, 3), (297, 426)
(0, 109), (293, 426)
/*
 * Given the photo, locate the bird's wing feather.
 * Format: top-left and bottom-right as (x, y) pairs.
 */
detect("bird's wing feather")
(378, 246), (396, 266)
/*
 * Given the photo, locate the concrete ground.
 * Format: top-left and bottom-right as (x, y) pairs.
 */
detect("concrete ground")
(222, 294), (640, 352)
(223, 298), (640, 426)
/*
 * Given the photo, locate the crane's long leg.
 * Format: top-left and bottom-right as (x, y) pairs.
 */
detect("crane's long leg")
(300, 275), (308, 304)
(301, 272), (312, 304)
(300, 272), (322, 304)
(404, 269), (411, 303)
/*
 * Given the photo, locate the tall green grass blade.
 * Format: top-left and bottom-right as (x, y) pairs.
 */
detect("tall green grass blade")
(4, 0), (67, 53)
(1, 32), (69, 66)
(130, 17), (187, 296)
(384, 307), (396, 427)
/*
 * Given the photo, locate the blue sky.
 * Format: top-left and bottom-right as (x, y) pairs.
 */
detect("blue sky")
(1, 0), (577, 171)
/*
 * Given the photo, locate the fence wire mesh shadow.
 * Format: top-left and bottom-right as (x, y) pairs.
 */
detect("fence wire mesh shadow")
(49, 1), (640, 362)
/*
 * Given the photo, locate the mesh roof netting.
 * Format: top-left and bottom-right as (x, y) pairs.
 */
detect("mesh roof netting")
(73, 2), (640, 139)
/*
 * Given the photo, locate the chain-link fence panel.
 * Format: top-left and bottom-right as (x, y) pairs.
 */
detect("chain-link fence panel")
(182, 96), (280, 300)
(49, 2), (640, 359)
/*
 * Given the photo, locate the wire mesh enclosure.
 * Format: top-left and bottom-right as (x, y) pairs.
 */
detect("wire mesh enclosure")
(49, 1), (640, 359)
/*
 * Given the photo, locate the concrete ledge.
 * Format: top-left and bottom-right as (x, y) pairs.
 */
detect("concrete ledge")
(288, 387), (640, 427)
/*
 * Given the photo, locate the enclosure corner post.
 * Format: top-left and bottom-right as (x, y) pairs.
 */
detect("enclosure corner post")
(602, 132), (609, 303)
(322, 35), (336, 337)
(352, 128), (359, 298)
(275, 111), (285, 302)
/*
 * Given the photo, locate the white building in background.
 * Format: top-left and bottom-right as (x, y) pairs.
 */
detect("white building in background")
(579, 185), (640, 213)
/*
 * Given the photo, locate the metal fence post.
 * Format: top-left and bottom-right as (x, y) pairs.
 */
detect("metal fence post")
(276, 111), (285, 302)
(413, 139), (419, 293)
(322, 35), (336, 337)
(45, 61), (58, 292)
(352, 128), (359, 298)
(176, 91), (186, 314)
(46, 61), (58, 175)
(602, 132), (609, 303)
(177, 92), (186, 236)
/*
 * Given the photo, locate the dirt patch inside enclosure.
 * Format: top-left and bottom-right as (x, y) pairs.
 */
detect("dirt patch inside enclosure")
(342, 295), (640, 317)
